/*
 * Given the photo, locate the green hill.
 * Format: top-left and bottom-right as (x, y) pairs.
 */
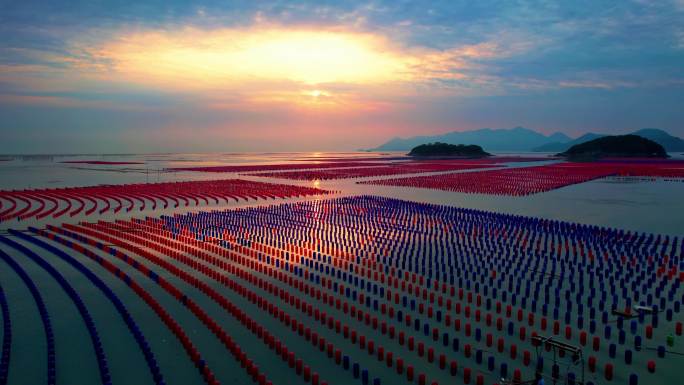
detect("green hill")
(408, 142), (491, 157)
(558, 135), (667, 159)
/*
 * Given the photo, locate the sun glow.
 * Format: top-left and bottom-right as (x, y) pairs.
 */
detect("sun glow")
(89, 28), (411, 87)
(305, 89), (328, 98)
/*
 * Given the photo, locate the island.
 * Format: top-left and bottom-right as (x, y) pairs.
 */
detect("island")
(408, 142), (491, 158)
(557, 134), (667, 160)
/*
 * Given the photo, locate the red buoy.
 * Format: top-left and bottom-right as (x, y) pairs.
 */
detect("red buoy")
(605, 363), (613, 381)
(523, 350), (531, 366)
(588, 356), (597, 372)
(514, 369), (521, 382)
(450, 360), (458, 376)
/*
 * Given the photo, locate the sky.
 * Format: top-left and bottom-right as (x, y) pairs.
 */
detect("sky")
(1, 0), (683, 153)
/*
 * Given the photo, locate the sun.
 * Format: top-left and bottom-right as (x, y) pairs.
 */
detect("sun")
(304, 90), (328, 98)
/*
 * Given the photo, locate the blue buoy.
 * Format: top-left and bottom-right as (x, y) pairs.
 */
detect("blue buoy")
(629, 373), (638, 385)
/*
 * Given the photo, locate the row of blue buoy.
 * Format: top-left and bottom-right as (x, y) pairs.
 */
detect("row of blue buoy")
(127, 218), (520, 385)
(160, 195), (683, 383)
(0, 283), (11, 385)
(167, 196), (681, 343)
(6, 231), (166, 385)
(183, 196), (680, 284)
(0, 236), (112, 385)
(0, 246), (56, 385)
(26, 227), (222, 385)
(158, 208), (553, 381)
(0, 235), (111, 385)
(142, 217), (519, 384)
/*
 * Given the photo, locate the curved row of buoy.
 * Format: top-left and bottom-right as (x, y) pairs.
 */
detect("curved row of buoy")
(360, 161), (684, 195)
(0, 194), (680, 384)
(359, 163), (616, 195)
(72, 204), (676, 384)
(49, 222), (365, 385)
(168, 196), (681, 329)
(5, 231), (166, 385)
(112, 216), (535, 384)
(140, 216), (545, 378)
(0, 179), (328, 222)
(39, 222), (368, 385)
(69, 220), (431, 385)
(0, 236), (111, 385)
(169, 157), (549, 175)
(0, 283), (11, 385)
(152, 195), (682, 384)
(26, 228), (252, 385)
(169, 162), (377, 173)
(0, 247), (56, 385)
(246, 163), (496, 181)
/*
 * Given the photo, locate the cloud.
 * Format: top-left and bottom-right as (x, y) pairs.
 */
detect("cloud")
(2, 1), (684, 152)
(63, 26), (521, 87)
(79, 28), (411, 86)
(1, 24), (535, 112)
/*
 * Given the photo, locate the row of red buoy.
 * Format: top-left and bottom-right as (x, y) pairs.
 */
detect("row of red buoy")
(84, 217), (549, 385)
(246, 163), (496, 181)
(138, 213), (668, 384)
(68, 219), (485, 385)
(10, 194), (678, 384)
(119, 218), (540, 380)
(35, 226), (278, 385)
(360, 161), (684, 195)
(154, 196), (682, 383)
(169, 162), (378, 173)
(151, 219), (614, 377)
(33, 228), (222, 385)
(69, 222), (400, 385)
(359, 163), (617, 196)
(0, 179), (328, 222)
(51, 224), (340, 385)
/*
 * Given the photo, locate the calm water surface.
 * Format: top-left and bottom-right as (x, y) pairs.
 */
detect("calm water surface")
(0, 152), (682, 385)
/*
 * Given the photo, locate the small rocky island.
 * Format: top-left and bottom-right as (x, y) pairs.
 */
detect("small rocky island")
(408, 142), (491, 158)
(557, 134), (667, 159)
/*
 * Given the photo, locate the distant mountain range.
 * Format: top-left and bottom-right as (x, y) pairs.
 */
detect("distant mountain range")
(532, 128), (684, 152)
(369, 127), (684, 153)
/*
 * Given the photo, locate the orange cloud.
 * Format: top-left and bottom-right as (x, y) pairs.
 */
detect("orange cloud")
(1, 26), (531, 111)
(69, 27), (513, 89)
(79, 28), (414, 88)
